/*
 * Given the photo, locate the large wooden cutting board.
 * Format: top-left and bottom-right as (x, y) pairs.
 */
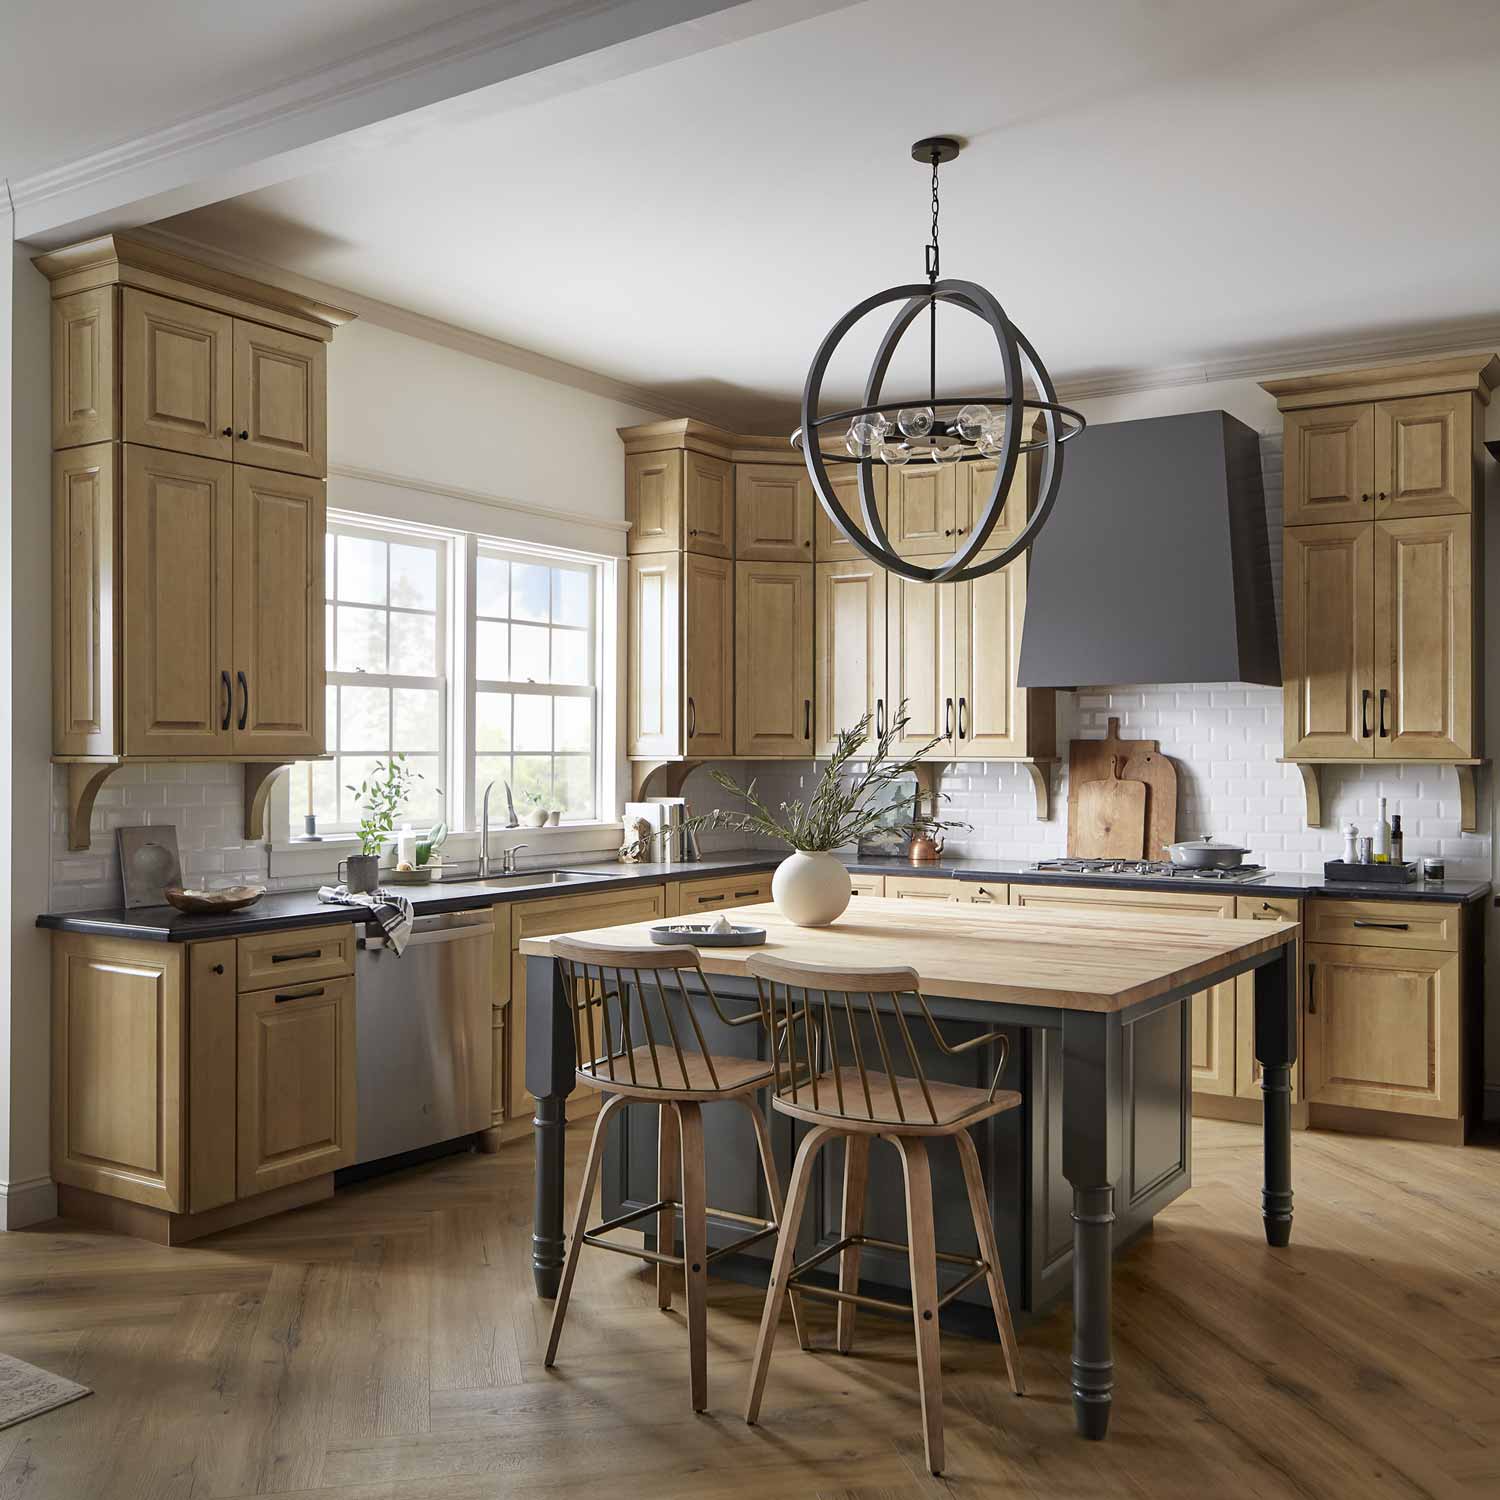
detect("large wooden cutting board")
(1074, 761), (1147, 859)
(1068, 717), (1179, 860)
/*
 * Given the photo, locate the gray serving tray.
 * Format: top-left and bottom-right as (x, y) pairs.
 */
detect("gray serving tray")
(650, 921), (767, 947)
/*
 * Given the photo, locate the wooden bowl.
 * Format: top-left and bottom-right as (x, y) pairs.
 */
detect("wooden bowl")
(163, 883), (265, 914)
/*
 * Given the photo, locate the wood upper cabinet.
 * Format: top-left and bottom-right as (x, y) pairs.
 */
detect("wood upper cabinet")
(735, 560), (813, 756)
(736, 464), (814, 561)
(815, 559), (886, 755)
(122, 445), (235, 757)
(888, 465), (959, 557)
(232, 321), (327, 478)
(231, 467), (325, 758)
(1282, 521), (1373, 759)
(625, 450), (732, 557)
(53, 444), (118, 757)
(122, 288), (235, 463)
(683, 552), (734, 756)
(237, 975), (356, 1196)
(956, 556), (1051, 758)
(814, 465), (887, 561)
(627, 550), (733, 759)
(1374, 515), (1473, 759)
(1374, 394), (1471, 519)
(52, 287), (117, 449)
(1303, 941), (1461, 1118)
(683, 452), (733, 557)
(886, 569), (957, 757)
(1282, 403), (1374, 525)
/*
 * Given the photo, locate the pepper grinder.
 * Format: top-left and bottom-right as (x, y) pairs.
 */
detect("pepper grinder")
(1342, 821), (1360, 865)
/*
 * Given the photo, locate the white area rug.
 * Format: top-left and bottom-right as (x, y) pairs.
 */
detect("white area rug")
(0, 1353), (90, 1429)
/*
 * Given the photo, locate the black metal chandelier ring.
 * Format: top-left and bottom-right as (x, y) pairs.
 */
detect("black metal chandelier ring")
(794, 396), (1084, 458)
(799, 278), (1085, 584)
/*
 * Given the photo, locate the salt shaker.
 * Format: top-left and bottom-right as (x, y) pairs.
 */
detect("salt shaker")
(1342, 821), (1359, 865)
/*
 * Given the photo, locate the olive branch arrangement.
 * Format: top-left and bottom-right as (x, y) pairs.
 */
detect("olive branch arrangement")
(684, 700), (968, 852)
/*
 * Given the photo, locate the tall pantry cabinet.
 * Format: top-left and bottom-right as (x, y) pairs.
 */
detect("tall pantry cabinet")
(39, 234), (351, 846)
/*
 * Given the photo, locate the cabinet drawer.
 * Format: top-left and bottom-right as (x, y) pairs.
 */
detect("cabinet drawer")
(673, 873), (773, 914)
(1305, 900), (1458, 952)
(966, 881), (1009, 906)
(237, 924), (355, 991)
(849, 874), (884, 898)
(884, 873), (961, 901)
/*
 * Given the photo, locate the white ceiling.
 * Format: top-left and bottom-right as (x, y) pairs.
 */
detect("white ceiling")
(0, 0), (488, 184)
(157, 0), (1500, 430)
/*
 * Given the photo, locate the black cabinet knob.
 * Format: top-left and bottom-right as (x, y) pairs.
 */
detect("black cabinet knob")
(211, 963), (225, 975)
(237, 430), (249, 441)
(221, 427), (233, 437)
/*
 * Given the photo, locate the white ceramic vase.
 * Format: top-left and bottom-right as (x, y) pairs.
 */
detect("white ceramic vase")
(772, 849), (851, 927)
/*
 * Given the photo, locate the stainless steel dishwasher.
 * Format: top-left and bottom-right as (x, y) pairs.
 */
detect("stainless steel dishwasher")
(354, 909), (494, 1167)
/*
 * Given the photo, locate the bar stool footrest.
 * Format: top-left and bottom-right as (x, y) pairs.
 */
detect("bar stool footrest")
(786, 1233), (991, 1314)
(579, 1200), (783, 1268)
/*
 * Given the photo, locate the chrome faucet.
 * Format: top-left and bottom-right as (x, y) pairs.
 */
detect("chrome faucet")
(502, 843), (529, 875)
(480, 783), (530, 879)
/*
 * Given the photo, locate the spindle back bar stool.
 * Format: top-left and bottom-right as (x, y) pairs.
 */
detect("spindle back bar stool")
(543, 938), (802, 1412)
(742, 951), (1025, 1476)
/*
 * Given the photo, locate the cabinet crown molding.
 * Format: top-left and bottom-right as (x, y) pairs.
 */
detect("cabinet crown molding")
(617, 417), (842, 467)
(1261, 353), (1500, 411)
(33, 233), (355, 340)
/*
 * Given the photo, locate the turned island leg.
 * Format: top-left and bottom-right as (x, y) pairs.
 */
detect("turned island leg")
(1254, 943), (1297, 1248)
(528, 955), (577, 1298)
(1061, 1010), (1123, 1440)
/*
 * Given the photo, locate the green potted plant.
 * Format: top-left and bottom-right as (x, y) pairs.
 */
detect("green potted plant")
(343, 755), (426, 893)
(686, 701), (963, 925)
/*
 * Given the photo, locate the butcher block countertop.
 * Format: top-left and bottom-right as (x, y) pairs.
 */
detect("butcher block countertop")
(518, 895), (1298, 1014)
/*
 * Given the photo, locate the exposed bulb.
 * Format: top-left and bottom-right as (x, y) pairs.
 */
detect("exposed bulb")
(845, 420), (879, 458)
(869, 411), (892, 437)
(932, 439), (962, 465)
(954, 404), (992, 441)
(879, 440), (911, 466)
(977, 420), (1006, 459)
(897, 406), (934, 439)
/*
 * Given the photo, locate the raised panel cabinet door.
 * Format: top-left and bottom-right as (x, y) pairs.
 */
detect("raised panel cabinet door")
(231, 467), (326, 758)
(1234, 895), (1302, 1103)
(232, 320), (327, 478)
(1303, 942), (1461, 1118)
(735, 561), (814, 755)
(955, 554), (1039, 757)
(187, 940), (238, 1213)
(122, 288), (233, 461)
(1373, 514), (1473, 759)
(683, 451), (733, 557)
(1374, 393), (1471, 519)
(51, 935), (185, 1212)
(625, 451), (682, 553)
(237, 975), (356, 1196)
(886, 569), (956, 757)
(814, 466), (887, 561)
(52, 286), (117, 448)
(815, 559), (886, 755)
(52, 444), (118, 757)
(683, 551), (734, 756)
(1189, 987), (1237, 1096)
(1282, 402), (1374, 525)
(888, 464), (959, 556)
(1282, 521), (1374, 759)
(122, 445), (234, 757)
(959, 444), (1033, 549)
(627, 553), (681, 757)
(735, 464), (814, 561)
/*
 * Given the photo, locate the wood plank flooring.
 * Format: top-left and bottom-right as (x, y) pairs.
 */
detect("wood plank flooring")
(0, 1119), (1495, 1499)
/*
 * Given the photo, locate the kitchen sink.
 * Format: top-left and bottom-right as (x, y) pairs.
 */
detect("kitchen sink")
(479, 869), (617, 889)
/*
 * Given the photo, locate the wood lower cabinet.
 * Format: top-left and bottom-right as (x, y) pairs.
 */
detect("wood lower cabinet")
(883, 873), (962, 902)
(815, 559), (885, 755)
(848, 873), (885, 898)
(667, 872), (774, 916)
(237, 975), (356, 1197)
(735, 561), (813, 756)
(1234, 894), (1303, 1102)
(1304, 941), (1461, 1118)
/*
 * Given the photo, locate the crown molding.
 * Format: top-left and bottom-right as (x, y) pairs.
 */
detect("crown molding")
(330, 462), (633, 535)
(133, 225), (714, 423)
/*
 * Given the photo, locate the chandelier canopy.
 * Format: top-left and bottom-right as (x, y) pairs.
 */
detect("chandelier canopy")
(792, 137), (1084, 583)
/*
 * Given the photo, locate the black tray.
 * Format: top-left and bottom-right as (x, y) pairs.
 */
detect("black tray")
(1323, 859), (1418, 884)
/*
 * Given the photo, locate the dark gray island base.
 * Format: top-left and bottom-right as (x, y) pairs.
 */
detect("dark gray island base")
(524, 932), (1297, 1441)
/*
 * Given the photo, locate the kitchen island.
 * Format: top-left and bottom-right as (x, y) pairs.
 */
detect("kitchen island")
(520, 895), (1298, 1440)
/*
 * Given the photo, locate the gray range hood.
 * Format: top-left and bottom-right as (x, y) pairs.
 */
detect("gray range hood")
(1017, 409), (1280, 689)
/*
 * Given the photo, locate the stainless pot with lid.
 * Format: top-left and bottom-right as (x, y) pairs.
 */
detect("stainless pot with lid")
(1166, 836), (1251, 870)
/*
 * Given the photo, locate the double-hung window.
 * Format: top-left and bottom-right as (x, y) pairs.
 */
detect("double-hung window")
(287, 514), (604, 840)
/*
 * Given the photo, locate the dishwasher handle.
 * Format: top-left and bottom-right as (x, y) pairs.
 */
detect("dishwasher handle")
(359, 911), (493, 950)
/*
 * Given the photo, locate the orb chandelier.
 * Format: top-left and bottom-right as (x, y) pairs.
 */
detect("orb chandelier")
(792, 136), (1085, 583)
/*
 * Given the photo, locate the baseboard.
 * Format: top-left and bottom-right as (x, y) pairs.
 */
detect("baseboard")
(0, 1174), (58, 1230)
(1192, 1093), (1310, 1131)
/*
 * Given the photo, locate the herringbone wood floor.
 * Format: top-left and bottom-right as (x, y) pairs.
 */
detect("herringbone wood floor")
(0, 1119), (1495, 1499)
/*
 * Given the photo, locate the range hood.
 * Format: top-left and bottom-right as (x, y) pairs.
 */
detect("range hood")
(1017, 410), (1280, 689)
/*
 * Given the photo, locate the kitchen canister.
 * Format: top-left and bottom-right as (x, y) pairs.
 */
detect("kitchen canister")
(1423, 857), (1445, 881)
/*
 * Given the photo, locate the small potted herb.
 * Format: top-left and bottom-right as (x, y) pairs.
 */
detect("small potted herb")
(343, 755), (426, 893)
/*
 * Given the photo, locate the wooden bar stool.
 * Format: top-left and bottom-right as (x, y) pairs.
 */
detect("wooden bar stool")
(544, 938), (802, 1412)
(742, 952), (1025, 1475)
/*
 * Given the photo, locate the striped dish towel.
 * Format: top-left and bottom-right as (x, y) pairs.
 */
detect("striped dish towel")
(316, 885), (415, 955)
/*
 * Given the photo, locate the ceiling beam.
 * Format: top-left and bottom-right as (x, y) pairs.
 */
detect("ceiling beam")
(10, 0), (856, 248)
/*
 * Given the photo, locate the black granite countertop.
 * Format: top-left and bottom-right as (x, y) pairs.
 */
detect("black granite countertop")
(36, 848), (1489, 942)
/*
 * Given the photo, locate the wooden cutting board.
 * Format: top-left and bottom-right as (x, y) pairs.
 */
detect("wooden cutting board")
(1074, 759), (1148, 859)
(1068, 717), (1179, 860)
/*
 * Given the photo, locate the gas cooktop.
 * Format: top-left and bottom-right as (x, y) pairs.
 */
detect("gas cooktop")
(1031, 858), (1267, 883)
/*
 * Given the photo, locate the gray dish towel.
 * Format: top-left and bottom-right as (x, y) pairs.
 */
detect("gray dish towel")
(317, 885), (415, 955)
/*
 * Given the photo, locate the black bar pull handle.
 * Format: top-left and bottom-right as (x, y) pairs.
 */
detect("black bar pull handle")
(237, 670), (249, 731)
(875, 697), (885, 738)
(1307, 964), (1316, 1015)
(804, 699), (811, 740)
(686, 696), (696, 739)
(221, 669), (232, 731)
(1353, 919), (1408, 931)
(958, 696), (968, 739)
(271, 948), (321, 963)
(945, 697), (954, 738)
(274, 985), (326, 1004)
(1378, 687), (1390, 737)
(1361, 688), (1372, 738)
